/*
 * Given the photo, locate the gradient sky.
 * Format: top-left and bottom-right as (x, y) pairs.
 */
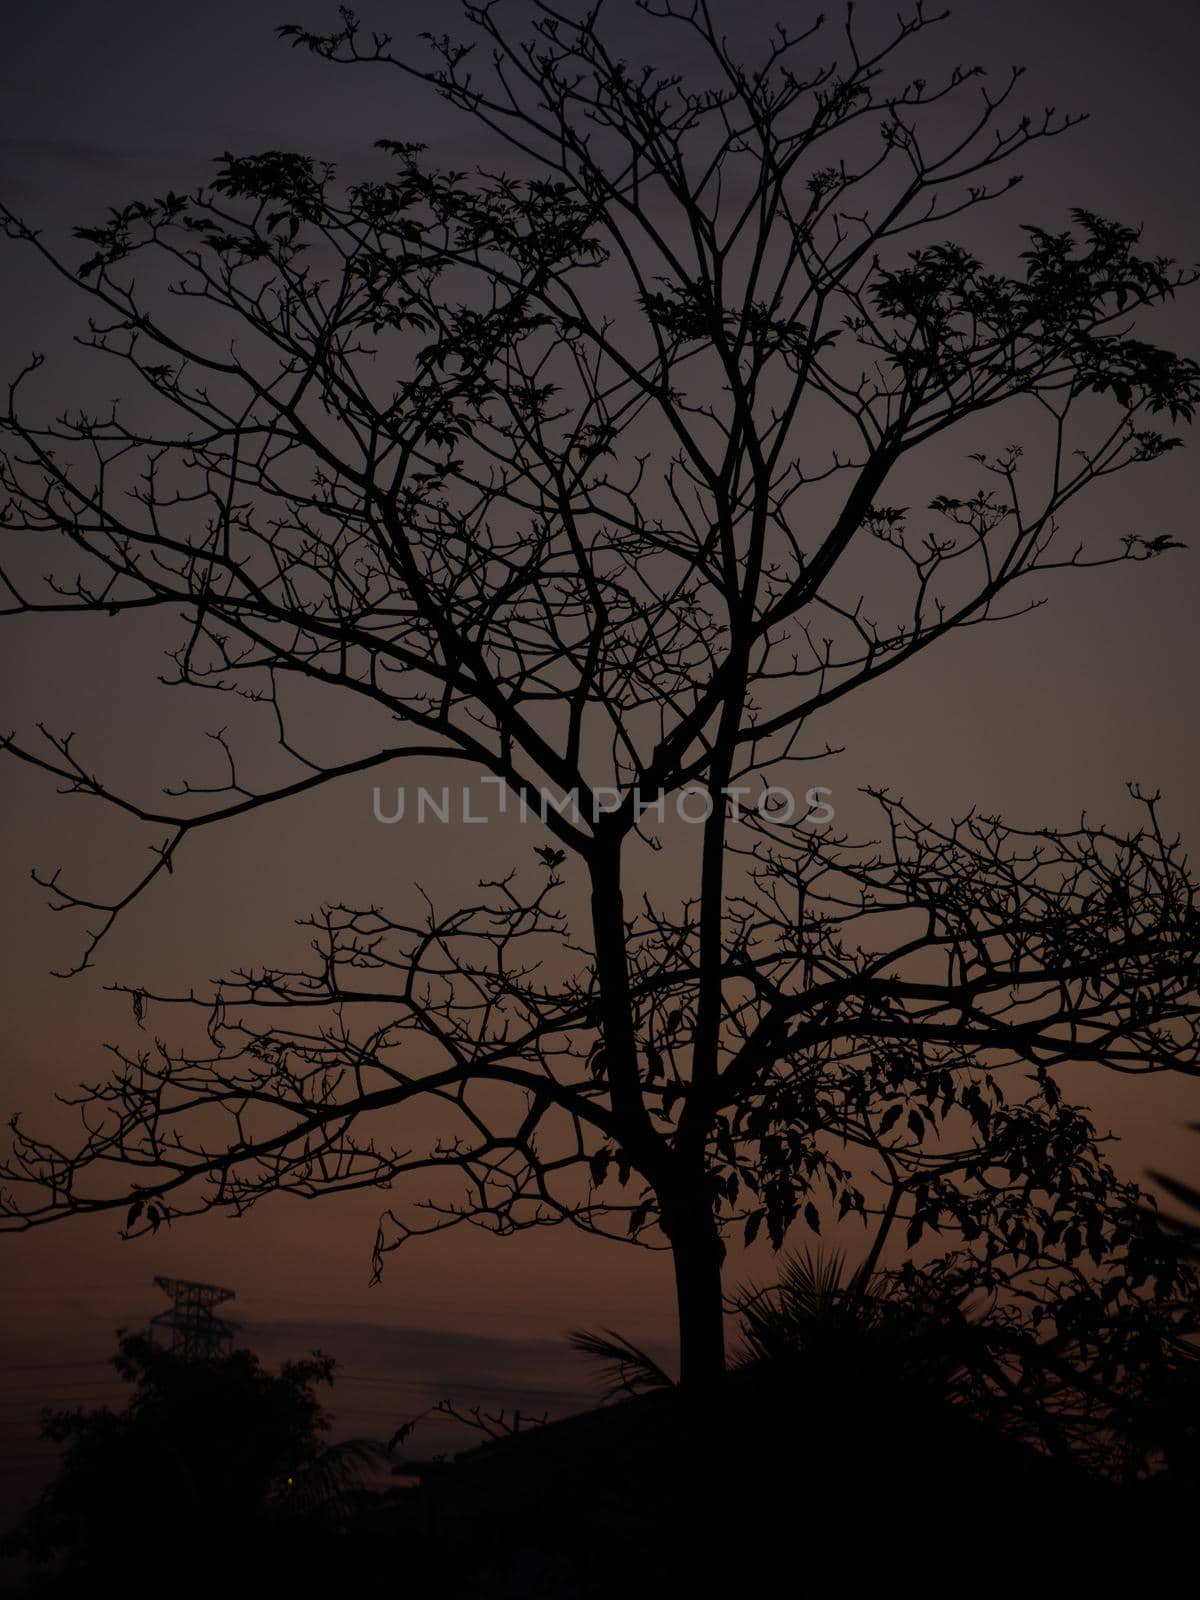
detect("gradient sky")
(1, 0), (1199, 1531)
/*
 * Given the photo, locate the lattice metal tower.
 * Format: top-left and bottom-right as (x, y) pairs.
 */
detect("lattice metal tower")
(150, 1276), (237, 1361)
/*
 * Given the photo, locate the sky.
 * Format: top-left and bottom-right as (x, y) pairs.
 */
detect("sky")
(1, 0), (1199, 1533)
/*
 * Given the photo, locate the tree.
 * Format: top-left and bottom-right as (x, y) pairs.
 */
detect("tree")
(2, 2), (1199, 1389)
(5, 1333), (378, 1583)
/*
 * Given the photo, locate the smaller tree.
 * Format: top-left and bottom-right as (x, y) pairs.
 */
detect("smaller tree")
(6, 1333), (378, 1586)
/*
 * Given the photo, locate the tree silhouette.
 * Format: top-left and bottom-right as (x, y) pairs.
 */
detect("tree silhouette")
(5, 1333), (382, 1584)
(2, 2), (1199, 1388)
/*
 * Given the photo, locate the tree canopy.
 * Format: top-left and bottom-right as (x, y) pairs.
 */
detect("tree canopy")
(4, 1333), (376, 1584)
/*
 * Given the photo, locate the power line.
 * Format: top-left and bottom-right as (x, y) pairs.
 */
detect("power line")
(335, 1371), (596, 1401)
(0, 1361), (111, 1375)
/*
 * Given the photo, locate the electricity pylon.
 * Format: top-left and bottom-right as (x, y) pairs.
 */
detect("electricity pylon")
(150, 1276), (237, 1361)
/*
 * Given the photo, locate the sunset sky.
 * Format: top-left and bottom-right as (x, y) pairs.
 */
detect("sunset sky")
(1, 0), (1198, 1533)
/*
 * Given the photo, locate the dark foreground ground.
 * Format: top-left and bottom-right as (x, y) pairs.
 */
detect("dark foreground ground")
(5, 1361), (1193, 1597)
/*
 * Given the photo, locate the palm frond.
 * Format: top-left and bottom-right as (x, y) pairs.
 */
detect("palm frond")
(734, 1249), (881, 1365)
(276, 1437), (387, 1517)
(569, 1327), (674, 1398)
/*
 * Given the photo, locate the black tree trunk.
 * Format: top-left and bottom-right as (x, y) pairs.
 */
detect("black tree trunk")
(665, 1195), (726, 1391)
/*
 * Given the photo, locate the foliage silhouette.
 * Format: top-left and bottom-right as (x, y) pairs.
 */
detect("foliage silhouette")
(1, 1), (1199, 1388)
(570, 1241), (1200, 1484)
(432, 1265), (1141, 1595)
(568, 1327), (675, 1400)
(4, 1333), (386, 1589)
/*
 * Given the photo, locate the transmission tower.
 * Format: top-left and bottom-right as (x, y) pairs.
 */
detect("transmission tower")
(150, 1276), (237, 1361)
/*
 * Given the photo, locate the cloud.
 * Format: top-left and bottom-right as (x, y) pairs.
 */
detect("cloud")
(248, 1316), (591, 1393)
(0, 137), (211, 211)
(240, 1317), (615, 1456)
